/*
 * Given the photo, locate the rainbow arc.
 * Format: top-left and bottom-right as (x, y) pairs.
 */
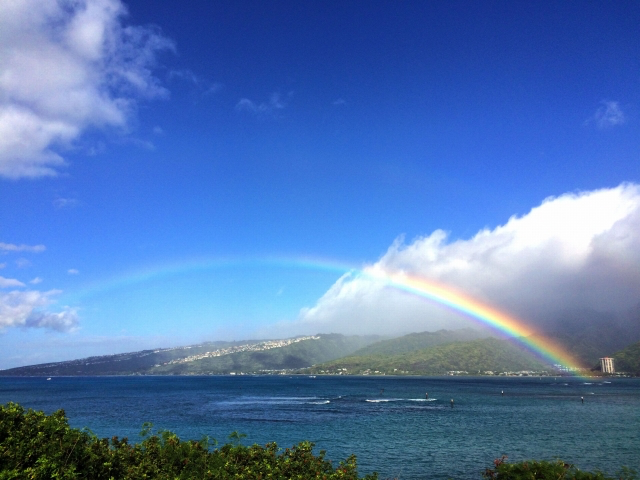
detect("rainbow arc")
(71, 255), (586, 373)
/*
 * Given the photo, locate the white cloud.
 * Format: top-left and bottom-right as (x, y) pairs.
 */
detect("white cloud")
(168, 69), (199, 84)
(587, 101), (626, 129)
(294, 184), (640, 337)
(53, 197), (79, 208)
(15, 258), (32, 268)
(0, 276), (25, 288)
(0, 242), (45, 253)
(204, 83), (223, 96)
(0, 263), (6, 269)
(67, 268), (80, 275)
(168, 69), (222, 97)
(30, 277), (43, 284)
(0, 289), (78, 332)
(24, 307), (79, 332)
(0, 0), (174, 179)
(236, 92), (289, 115)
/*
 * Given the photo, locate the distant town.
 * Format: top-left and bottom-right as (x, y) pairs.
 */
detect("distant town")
(157, 336), (321, 367)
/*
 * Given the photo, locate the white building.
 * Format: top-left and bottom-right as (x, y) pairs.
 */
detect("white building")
(600, 357), (615, 374)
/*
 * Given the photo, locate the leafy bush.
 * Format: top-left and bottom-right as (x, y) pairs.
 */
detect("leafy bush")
(2, 403), (637, 479)
(0, 402), (377, 479)
(483, 455), (637, 480)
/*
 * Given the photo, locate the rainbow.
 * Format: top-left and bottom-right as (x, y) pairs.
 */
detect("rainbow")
(69, 255), (585, 373)
(363, 268), (585, 372)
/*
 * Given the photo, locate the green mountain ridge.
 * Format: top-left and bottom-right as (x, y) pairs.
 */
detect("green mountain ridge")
(0, 340), (264, 376)
(0, 334), (380, 376)
(307, 337), (551, 375)
(2, 326), (637, 377)
(350, 328), (490, 356)
(149, 334), (380, 375)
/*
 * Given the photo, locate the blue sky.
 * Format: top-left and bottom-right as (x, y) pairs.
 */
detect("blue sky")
(1, 0), (639, 369)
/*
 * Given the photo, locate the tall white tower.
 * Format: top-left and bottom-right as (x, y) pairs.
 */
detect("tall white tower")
(600, 357), (615, 374)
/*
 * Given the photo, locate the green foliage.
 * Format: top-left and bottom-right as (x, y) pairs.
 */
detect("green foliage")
(613, 341), (640, 374)
(483, 456), (637, 480)
(2, 403), (635, 479)
(352, 328), (488, 357)
(0, 402), (377, 479)
(310, 337), (550, 375)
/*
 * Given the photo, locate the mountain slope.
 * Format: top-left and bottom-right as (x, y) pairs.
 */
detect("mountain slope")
(352, 328), (489, 356)
(0, 334), (380, 376)
(613, 341), (640, 374)
(308, 337), (550, 375)
(149, 334), (380, 374)
(538, 306), (640, 365)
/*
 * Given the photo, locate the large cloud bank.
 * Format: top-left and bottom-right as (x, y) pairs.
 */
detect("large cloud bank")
(0, 0), (172, 179)
(296, 184), (640, 336)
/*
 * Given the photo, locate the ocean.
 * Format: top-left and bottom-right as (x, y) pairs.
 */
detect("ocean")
(1, 375), (638, 479)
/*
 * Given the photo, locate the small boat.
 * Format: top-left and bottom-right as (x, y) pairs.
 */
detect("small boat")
(46, 378), (51, 381)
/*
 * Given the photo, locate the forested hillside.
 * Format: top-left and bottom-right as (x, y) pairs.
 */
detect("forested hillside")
(308, 337), (551, 375)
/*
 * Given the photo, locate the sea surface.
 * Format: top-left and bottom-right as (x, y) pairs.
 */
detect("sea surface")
(1, 375), (639, 479)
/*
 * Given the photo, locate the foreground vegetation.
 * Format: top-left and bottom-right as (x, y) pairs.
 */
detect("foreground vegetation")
(1, 403), (636, 479)
(0, 402), (374, 480)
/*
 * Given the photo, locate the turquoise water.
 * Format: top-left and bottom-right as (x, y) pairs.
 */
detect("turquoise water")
(1, 375), (638, 479)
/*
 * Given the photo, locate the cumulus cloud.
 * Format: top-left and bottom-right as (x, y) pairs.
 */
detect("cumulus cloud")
(295, 184), (640, 337)
(0, 289), (78, 332)
(0, 0), (174, 179)
(587, 101), (626, 129)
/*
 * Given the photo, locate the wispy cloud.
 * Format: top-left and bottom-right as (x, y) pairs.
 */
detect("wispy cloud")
(0, 0), (174, 179)
(332, 98), (346, 106)
(0, 289), (78, 332)
(67, 269), (80, 275)
(586, 101), (626, 129)
(204, 83), (224, 96)
(0, 242), (45, 253)
(294, 184), (640, 337)
(53, 197), (79, 209)
(236, 92), (290, 116)
(168, 69), (200, 84)
(168, 70), (222, 97)
(30, 277), (43, 285)
(15, 258), (32, 269)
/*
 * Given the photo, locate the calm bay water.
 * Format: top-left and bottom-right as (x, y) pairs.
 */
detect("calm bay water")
(1, 375), (639, 479)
